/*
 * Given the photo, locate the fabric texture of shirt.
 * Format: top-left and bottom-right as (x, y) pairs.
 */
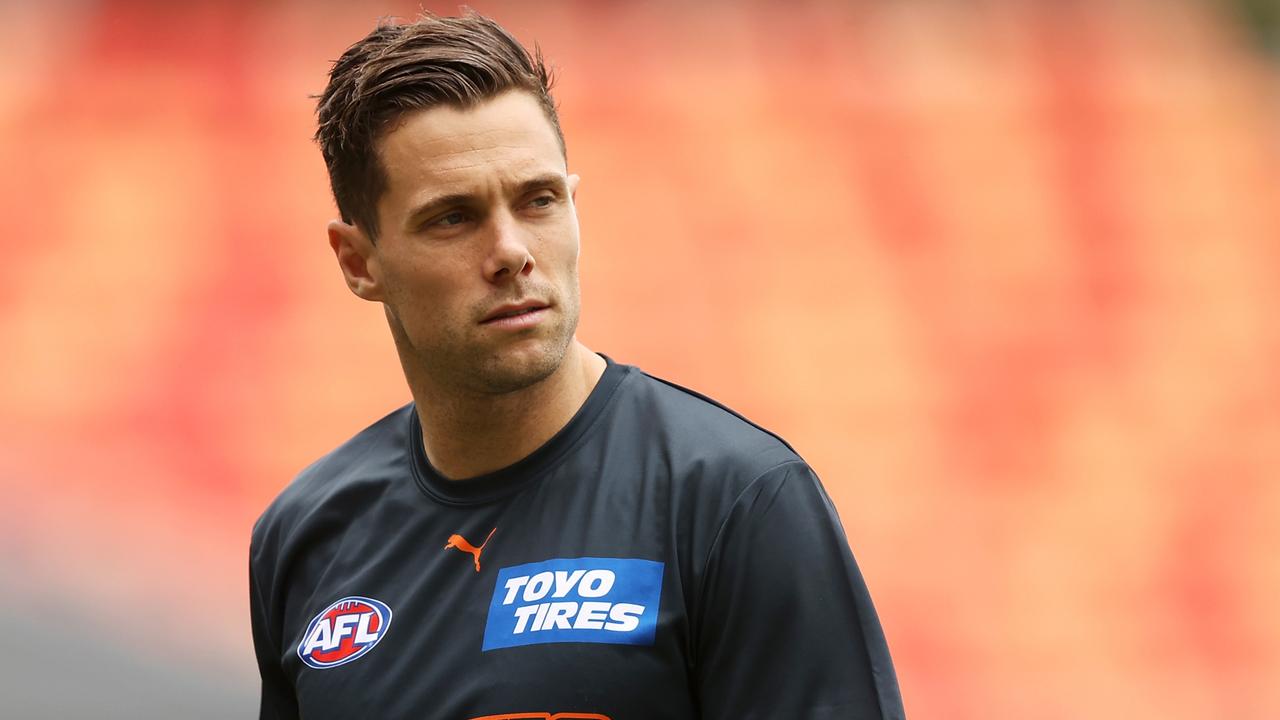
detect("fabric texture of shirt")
(250, 356), (905, 719)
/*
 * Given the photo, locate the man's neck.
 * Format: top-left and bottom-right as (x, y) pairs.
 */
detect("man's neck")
(412, 342), (606, 480)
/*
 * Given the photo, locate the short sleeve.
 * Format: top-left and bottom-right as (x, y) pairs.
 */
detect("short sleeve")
(250, 534), (301, 720)
(694, 462), (905, 719)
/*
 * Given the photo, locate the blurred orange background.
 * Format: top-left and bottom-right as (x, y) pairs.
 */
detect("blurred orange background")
(2, 0), (1278, 717)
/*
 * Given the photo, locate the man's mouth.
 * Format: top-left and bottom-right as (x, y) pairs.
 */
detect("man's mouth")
(481, 302), (549, 324)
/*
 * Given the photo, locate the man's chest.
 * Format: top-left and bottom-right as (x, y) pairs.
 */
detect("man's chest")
(278, 484), (697, 720)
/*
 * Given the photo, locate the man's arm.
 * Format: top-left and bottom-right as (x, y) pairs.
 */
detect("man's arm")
(250, 536), (301, 720)
(694, 461), (905, 719)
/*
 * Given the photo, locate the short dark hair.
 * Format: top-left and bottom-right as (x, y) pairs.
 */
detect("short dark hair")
(314, 12), (563, 240)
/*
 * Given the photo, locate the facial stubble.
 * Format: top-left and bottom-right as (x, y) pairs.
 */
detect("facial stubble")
(385, 277), (581, 397)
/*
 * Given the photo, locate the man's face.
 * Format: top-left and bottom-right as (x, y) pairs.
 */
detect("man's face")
(357, 90), (582, 395)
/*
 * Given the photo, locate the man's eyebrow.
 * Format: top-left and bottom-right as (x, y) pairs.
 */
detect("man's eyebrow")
(404, 191), (478, 230)
(403, 175), (568, 229)
(514, 173), (568, 195)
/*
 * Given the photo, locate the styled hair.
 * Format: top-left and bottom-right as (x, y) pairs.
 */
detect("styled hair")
(314, 12), (563, 240)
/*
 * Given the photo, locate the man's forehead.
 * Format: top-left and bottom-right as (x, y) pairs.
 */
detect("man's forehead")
(381, 93), (560, 160)
(384, 154), (567, 216)
(377, 92), (565, 195)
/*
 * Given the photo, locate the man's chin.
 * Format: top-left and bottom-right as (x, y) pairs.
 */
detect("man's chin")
(471, 341), (569, 395)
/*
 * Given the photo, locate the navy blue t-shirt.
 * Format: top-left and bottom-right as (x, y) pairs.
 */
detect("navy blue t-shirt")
(250, 357), (904, 719)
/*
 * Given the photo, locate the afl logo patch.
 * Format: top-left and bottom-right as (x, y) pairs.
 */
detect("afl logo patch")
(297, 596), (392, 669)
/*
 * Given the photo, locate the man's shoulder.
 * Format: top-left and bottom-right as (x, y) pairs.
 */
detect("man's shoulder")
(251, 402), (413, 546)
(616, 364), (804, 479)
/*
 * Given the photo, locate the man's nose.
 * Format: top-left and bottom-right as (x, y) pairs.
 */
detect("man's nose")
(483, 211), (535, 282)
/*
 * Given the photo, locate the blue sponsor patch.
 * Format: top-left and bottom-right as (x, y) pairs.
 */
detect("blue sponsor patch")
(482, 557), (664, 651)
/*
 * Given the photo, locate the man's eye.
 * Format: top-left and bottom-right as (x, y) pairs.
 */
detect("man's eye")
(434, 211), (467, 227)
(529, 195), (555, 209)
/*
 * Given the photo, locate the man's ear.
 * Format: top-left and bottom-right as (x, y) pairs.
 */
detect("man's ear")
(328, 220), (384, 302)
(568, 173), (580, 202)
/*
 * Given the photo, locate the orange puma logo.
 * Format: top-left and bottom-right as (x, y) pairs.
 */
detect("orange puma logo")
(444, 527), (497, 572)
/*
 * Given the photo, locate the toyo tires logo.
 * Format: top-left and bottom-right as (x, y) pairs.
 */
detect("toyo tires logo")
(297, 596), (392, 669)
(482, 557), (663, 652)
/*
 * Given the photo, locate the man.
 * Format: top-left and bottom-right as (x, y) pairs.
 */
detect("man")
(250, 12), (904, 720)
